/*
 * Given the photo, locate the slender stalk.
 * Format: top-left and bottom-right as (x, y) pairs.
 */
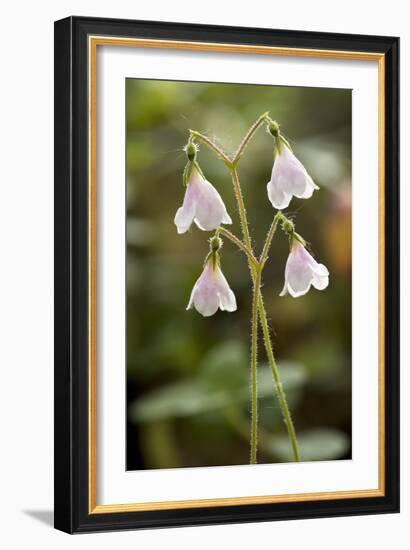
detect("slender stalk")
(189, 130), (232, 167)
(218, 227), (258, 267)
(230, 168), (253, 252)
(250, 267), (261, 464)
(230, 169), (300, 463)
(233, 112), (270, 166)
(257, 293), (300, 462)
(224, 404), (287, 458)
(260, 214), (281, 266)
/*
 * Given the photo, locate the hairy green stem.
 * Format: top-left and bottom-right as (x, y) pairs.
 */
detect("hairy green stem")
(219, 210), (299, 463)
(232, 112), (270, 166)
(224, 404), (288, 458)
(230, 168), (253, 251)
(250, 267), (261, 464)
(257, 293), (300, 462)
(189, 130), (232, 167)
(230, 168), (300, 463)
(218, 227), (259, 268)
(260, 214), (281, 265)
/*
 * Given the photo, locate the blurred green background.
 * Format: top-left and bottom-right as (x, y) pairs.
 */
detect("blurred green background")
(126, 79), (352, 470)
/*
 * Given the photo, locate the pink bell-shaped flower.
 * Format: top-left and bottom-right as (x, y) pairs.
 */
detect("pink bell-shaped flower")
(280, 240), (329, 298)
(174, 167), (232, 234)
(187, 259), (237, 317)
(267, 145), (319, 210)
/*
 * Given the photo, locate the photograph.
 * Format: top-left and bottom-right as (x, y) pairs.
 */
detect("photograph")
(52, 14), (399, 534)
(0, 0), (405, 545)
(125, 78), (353, 471)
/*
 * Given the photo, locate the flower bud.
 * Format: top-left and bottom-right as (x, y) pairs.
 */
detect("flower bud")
(268, 120), (280, 137)
(185, 141), (197, 161)
(282, 218), (294, 235)
(210, 235), (222, 253)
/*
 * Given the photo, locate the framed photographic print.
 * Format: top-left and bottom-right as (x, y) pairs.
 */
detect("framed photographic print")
(54, 16), (400, 533)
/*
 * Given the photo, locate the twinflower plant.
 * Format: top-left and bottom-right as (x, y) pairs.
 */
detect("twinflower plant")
(174, 113), (329, 464)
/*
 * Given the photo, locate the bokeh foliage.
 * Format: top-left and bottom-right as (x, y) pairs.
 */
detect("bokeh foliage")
(126, 79), (352, 470)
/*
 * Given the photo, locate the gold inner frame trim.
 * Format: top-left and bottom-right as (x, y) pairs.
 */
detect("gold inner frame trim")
(88, 35), (386, 514)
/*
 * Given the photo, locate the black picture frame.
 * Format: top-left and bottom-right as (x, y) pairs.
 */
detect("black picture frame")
(54, 15), (400, 534)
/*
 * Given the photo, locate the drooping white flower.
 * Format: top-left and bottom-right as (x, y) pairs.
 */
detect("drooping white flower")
(174, 167), (232, 234)
(280, 240), (329, 298)
(267, 144), (319, 210)
(187, 260), (237, 317)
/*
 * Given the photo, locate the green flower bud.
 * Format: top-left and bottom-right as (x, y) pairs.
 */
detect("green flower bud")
(268, 120), (280, 138)
(210, 235), (222, 253)
(185, 141), (198, 161)
(282, 218), (294, 235)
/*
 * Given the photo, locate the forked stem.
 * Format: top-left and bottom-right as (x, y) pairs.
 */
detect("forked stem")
(232, 112), (270, 166)
(229, 167), (299, 462)
(189, 130), (232, 167)
(188, 118), (300, 463)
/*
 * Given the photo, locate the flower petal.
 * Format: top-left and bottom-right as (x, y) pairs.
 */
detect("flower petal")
(281, 242), (329, 298)
(286, 264), (313, 297)
(283, 166), (307, 197)
(310, 260), (329, 290)
(221, 210), (233, 225)
(213, 265), (237, 312)
(293, 175), (317, 199)
(187, 267), (220, 316)
(312, 272), (329, 291)
(186, 280), (198, 310)
(194, 178), (231, 231)
(193, 290), (220, 317)
(186, 262), (236, 316)
(218, 290), (237, 312)
(283, 242), (313, 297)
(267, 179), (292, 210)
(219, 289), (237, 312)
(311, 262), (329, 277)
(174, 204), (195, 234)
(174, 178), (199, 234)
(267, 146), (318, 209)
(279, 282), (288, 297)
